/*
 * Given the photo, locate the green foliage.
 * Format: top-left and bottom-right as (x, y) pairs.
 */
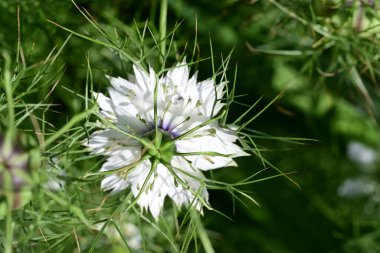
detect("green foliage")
(1, 0), (380, 252)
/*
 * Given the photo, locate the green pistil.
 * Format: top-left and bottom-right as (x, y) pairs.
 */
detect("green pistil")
(143, 129), (175, 164)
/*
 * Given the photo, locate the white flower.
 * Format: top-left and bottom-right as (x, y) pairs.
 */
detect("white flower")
(85, 61), (249, 220)
(337, 177), (378, 198)
(347, 141), (377, 166)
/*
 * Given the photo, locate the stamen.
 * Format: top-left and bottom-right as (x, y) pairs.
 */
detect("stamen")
(162, 84), (168, 95)
(136, 114), (147, 124)
(169, 116), (191, 132)
(172, 95), (184, 105)
(126, 89), (136, 100)
(207, 128), (216, 136)
(204, 156), (215, 164)
(161, 100), (173, 129)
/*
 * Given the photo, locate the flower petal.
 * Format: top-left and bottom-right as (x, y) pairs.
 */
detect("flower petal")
(85, 129), (140, 156)
(170, 156), (208, 210)
(129, 160), (168, 220)
(175, 126), (248, 170)
(165, 60), (189, 88)
(101, 174), (129, 193)
(94, 92), (116, 121)
(133, 65), (157, 92)
(108, 88), (150, 133)
(99, 148), (141, 173)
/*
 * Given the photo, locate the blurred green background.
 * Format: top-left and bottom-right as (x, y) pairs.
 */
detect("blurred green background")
(2, 0), (380, 252)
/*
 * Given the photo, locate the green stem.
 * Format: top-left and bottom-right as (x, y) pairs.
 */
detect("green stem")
(153, 76), (159, 146)
(5, 200), (14, 253)
(112, 221), (132, 253)
(159, 0), (168, 59)
(0, 53), (15, 250)
(2, 53), (15, 131)
(4, 83), (14, 129)
(4, 171), (14, 253)
(195, 214), (215, 253)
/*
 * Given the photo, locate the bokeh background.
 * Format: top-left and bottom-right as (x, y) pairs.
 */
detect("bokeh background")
(2, 0), (380, 252)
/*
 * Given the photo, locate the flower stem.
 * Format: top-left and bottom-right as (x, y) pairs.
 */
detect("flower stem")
(2, 52), (15, 132)
(4, 172), (14, 253)
(194, 214), (215, 253)
(1, 52), (16, 252)
(159, 0), (168, 60)
(154, 76), (159, 146)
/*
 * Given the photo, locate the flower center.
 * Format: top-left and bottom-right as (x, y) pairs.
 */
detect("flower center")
(143, 129), (176, 164)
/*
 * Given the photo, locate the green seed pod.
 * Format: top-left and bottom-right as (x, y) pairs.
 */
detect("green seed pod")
(143, 129), (176, 164)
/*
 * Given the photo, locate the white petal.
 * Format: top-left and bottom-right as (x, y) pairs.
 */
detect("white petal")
(175, 126), (248, 170)
(128, 159), (152, 204)
(169, 114), (209, 136)
(146, 164), (170, 219)
(196, 80), (226, 117)
(169, 156), (209, 210)
(100, 148), (141, 172)
(101, 174), (129, 193)
(129, 161), (167, 220)
(107, 75), (138, 94)
(166, 60), (189, 88)
(94, 92), (116, 121)
(85, 129), (139, 155)
(186, 71), (198, 93)
(133, 65), (157, 92)
(128, 159), (208, 219)
(108, 88), (150, 133)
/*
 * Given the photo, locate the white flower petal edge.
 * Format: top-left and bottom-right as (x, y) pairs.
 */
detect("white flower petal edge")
(85, 61), (249, 220)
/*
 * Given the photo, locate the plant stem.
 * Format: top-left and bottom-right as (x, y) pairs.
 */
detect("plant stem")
(2, 53), (15, 131)
(154, 76), (159, 144)
(2, 53), (15, 253)
(159, 0), (168, 59)
(196, 215), (215, 253)
(4, 172), (14, 253)
(5, 200), (14, 253)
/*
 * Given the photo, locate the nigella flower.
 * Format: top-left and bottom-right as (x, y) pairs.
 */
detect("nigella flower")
(85, 61), (248, 219)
